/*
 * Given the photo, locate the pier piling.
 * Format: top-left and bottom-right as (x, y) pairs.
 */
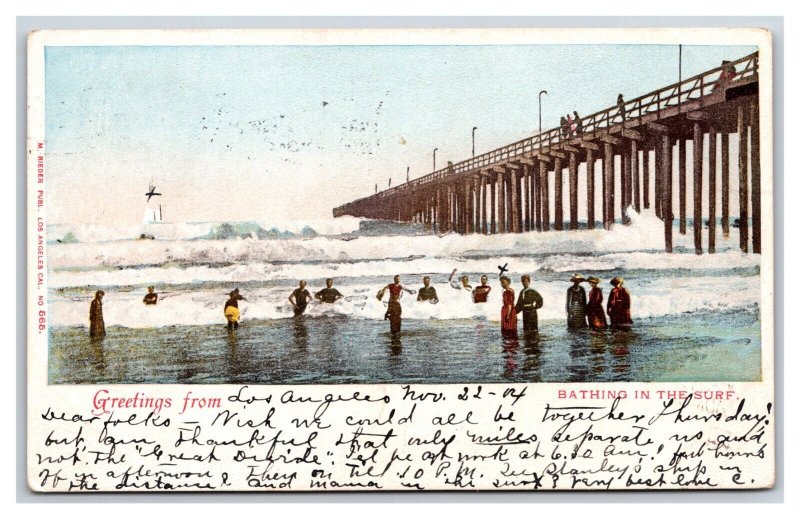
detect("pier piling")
(554, 158), (563, 231)
(751, 99), (761, 254)
(662, 134), (673, 252)
(709, 126), (717, 253)
(738, 104), (749, 253)
(679, 138), (687, 234)
(693, 122), (703, 255)
(586, 148), (595, 230)
(569, 152), (578, 230)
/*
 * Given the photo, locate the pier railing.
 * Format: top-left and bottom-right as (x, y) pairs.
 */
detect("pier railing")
(337, 52), (758, 211)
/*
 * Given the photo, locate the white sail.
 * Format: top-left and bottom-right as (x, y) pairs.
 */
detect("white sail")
(142, 206), (158, 224)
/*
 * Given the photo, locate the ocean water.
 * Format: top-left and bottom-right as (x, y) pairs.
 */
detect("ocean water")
(46, 210), (762, 384)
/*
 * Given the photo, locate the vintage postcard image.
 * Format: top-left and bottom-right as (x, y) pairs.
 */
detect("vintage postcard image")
(27, 28), (774, 491)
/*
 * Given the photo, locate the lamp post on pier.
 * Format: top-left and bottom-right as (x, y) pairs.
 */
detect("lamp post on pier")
(433, 148), (438, 171)
(472, 127), (478, 157)
(538, 89), (548, 149)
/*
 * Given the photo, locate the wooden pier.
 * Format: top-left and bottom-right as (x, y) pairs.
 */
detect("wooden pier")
(333, 52), (762, 254)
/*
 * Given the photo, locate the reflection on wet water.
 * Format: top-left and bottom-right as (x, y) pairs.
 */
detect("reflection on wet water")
(501, 335), (519, 379)
(610, 330), (634, 377)
(48, 310), (761, 384)
(292, 317), (308, 350)
(389, 333), (403, 356)
(88, 336), (106, 374)
(564, 328), (639, 382)
(521, 332), (543, 382)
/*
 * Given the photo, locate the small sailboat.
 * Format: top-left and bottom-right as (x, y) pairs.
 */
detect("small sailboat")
(143, 182), (164, 224)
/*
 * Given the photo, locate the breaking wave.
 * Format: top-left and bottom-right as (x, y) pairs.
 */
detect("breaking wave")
(46, 209), (761, 328)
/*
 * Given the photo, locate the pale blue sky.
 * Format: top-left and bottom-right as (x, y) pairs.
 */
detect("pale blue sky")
(45, 44), (755, 224)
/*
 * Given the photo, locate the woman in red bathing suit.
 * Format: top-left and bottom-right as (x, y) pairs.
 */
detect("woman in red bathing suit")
(585, 276), (607, 330)
(378, 275), (415, 333)
(607, 277), (633, 330)
(500, 275), (517, 337)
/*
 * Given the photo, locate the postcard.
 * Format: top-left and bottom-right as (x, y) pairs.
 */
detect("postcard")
(27, 27), (774, 491)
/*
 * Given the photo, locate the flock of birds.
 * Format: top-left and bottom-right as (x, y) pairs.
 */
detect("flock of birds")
(53, 87), (396, 178)
(197, 90), (392, 169)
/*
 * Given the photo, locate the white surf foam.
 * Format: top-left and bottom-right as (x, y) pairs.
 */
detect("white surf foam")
(50, 272), (759, 328)
(48, 209), (749, 272)
(48, 216), (365, 244)
(46, 209), (762, 328)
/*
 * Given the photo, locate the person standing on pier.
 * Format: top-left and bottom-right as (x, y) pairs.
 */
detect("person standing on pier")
(472, 275), (492, 303)
(315, 278), (343, 304)
(566, 274), (588, 329)
(289, 280), (313, 316)
(515, 275), (544, 332)
(500, 276), (518, 338)
(715, 60), (736, 90)
(573, 111), (582, 136)
(616, 94), (627, 122)
(378, 275), (415, 333)
(89, 290), (105, 338)
(607, 277), (633, 330)
(417, 276), (439, 304)
(585, 276), (607, 331)
(560, 116), (569, 139)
